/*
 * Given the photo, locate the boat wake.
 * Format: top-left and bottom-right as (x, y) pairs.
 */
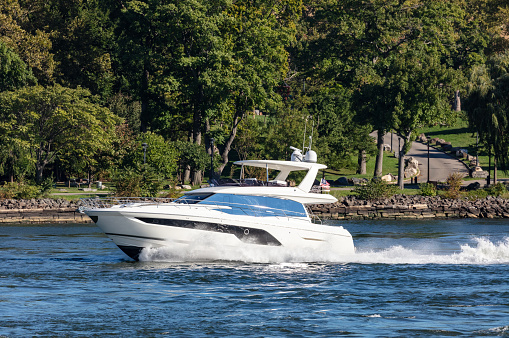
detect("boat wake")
(352, 237), (509, 265)
(138, 237), (509, 265)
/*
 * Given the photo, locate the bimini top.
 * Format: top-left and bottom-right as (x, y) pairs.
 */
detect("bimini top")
(234, 159), (326, 193)
(187, 159), (336, 205)
(234, 160), (327, 171)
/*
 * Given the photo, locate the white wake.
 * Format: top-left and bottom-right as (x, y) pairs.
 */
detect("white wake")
(138, 237), (509, 265)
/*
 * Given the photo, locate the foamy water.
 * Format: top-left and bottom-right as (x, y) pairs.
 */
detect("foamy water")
(139, 236), (509, 265)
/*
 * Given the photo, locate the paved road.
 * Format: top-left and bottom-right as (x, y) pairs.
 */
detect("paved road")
(382, 132), (469, 183)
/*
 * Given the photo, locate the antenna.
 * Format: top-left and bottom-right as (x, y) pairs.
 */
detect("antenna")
(309, 120), (314, 150)
(302, 117), (307, 151)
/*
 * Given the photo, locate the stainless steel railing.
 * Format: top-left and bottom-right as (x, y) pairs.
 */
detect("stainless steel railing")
(80, 197), (312, 221)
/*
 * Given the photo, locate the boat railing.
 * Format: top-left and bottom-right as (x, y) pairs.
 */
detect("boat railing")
(305, 205), (322, 225)
(209, 178), (288, 187)
(80, 197), (175, 209)
(80, 197), (312, 221)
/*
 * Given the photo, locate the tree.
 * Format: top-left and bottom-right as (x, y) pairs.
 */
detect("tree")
(0, 42), (36, 91)
(382, 53), (460, 189)
(296, 1), (468, 179)
(0, 0), (55, 84)
(465, 51), (509, 180)
(115, 0), (301, 185)
(0, 85), (120, 182)
(310, 85), (375, 172)
(31, 0), (116, 98)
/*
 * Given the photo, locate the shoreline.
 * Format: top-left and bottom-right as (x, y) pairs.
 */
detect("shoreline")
(1, 195), (509, 224)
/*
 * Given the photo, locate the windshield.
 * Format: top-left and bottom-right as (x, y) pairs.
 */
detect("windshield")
(174, 194), (213, 204)
(200, 194), (307, 218)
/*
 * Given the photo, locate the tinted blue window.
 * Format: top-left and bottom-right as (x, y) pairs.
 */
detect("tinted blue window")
(200, 194), (307, 218)
(175, 194), (213, 204)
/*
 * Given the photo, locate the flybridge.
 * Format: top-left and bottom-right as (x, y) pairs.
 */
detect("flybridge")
(233, 159), (326, 194)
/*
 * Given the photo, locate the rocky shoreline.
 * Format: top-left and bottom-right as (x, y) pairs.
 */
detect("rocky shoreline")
(1, 196), (509, 224)
(0, 199), (90, 224)
(312, 195), (509, 220)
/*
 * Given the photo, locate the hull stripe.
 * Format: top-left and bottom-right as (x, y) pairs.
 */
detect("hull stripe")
(136, 217), (282, 246)
(105, 232), (165, 241)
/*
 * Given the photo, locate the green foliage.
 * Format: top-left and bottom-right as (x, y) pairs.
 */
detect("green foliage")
(120, 132), (178, 179)
(0, 85), (120, 182)
(311, 85), (375, 171)
(465, 51), (509, 172)
(485, 183), (507, 197)
(0, 178), (52, 199)
(110, 166), (162, 197)
(352, 179), (398, 201)
(463, 189), (489, 200)
(175, 141), (210, 179)
(419, 183), (438, 197)
(0, 0), (55, 83)
(0, 42), (36, 91)
(111, 131), (178, 195)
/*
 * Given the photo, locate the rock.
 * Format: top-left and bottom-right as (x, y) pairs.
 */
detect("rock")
(383, 144), (392, 152)
(464, 182), (481, 191)
(442, 143), (453, 151)
(381, 173), (396, 182)
(335, 177), (350, 186)
(417, 133), (428, 142)
(471, 170), (489, 179)
(405, 157), (419, 170)
(404, 168), (419, 178)
(351, 177), (368, 185)
(455, 148), (468, 158)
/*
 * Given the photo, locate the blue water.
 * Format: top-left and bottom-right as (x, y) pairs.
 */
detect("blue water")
(1, 219), (509, 337)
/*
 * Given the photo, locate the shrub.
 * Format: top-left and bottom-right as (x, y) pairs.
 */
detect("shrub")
(485, 183), (507, 197)
(419, 183), (437, 196)
(444, 172), (464, 199)
(111, 166), (163, 197)
(352, 179), (398, 200)
(0, 180), (49, 199)
(464, 189), (489, 200)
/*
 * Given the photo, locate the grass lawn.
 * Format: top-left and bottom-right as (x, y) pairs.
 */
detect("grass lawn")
(416, 117), (508, 178)
(320, 151), (400, 182)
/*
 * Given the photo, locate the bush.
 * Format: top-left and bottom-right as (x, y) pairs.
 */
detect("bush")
(352, 179), (398, 200)
(0, 180), (50, 199)
(444, 172), (464, 199)
(419, 183), (437, 196)
(464, 189), (489, 200)
(485, 183), (507, 197)
(111, 166), (163, 197)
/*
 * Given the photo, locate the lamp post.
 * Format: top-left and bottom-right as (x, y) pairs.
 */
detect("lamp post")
(209, 138), (214, 180)
(427, 140), (430, 183)
(142, 143), (148, 164)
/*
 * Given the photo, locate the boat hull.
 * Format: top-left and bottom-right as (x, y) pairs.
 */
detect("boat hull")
(85, 204), (354, 262)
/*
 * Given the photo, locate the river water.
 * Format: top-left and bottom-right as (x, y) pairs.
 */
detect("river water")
(1, 219), (509, 337)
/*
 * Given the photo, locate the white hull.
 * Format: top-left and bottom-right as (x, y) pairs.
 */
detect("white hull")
(86, 203), (354, 261)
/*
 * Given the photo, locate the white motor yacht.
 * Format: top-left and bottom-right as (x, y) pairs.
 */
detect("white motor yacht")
(81, 148), (354, 261)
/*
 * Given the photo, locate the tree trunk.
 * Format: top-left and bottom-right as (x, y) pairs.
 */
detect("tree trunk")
(374, 130), (384, 177)
(217, 112), (244, 176)
(397, 132), (412, 190)
(494, 156), (497, 184)
(357, 149), (367, 175)
(140, 67), (149, 133)
(190, 109), (203, 186)
(454, 90), (461, 111)
(183, 165), (191, 184)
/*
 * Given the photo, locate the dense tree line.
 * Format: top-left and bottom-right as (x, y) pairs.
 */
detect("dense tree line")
(1, 0), (509, 192)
